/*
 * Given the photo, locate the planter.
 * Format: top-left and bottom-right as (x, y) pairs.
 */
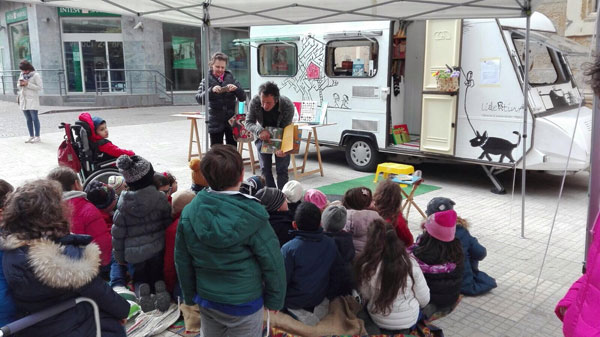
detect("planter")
(437, 77), (459, 92)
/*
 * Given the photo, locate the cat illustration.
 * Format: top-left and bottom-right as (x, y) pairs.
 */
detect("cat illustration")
(469, 131), (521, 163)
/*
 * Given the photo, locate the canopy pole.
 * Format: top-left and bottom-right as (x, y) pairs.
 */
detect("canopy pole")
(521, 10), (531, 239)
(585, 8), (600, 268)
(203, 3), (211, 154)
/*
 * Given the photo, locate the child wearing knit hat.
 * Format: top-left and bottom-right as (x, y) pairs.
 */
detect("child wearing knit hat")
(256, 187), (294, 247)
(108, 175), (127, 196)
(113, 154), (172, 312)
(239, 175), (266, 196)
(304, 189), (329, 211)
(322, 204), (355, 296)
(410, 209), (464, 319)
(188, 158), (208, 193)
(282, 180), (304, 217)
(77, 112), (135, 160)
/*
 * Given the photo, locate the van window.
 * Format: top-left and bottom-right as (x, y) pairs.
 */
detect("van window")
(325, 39), (378, 77)
(258, 43), (297, 76)
(513, 38), (566, 86)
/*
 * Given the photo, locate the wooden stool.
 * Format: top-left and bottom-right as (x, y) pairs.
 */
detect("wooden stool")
(238, 139), (258, 174)
(187, 117), (202, 161)
(374, 162), (414, 183)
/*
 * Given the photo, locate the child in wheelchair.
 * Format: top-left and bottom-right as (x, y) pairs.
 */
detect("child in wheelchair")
(78, 112), (135, 161)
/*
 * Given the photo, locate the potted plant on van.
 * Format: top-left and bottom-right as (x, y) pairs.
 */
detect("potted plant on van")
(433, 69), (460, 92)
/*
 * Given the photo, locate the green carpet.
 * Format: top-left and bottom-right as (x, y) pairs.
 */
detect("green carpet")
(317, 174), (440, 197)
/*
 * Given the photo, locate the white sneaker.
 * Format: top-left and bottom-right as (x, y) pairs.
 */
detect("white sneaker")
(31, 137), (40, 143)
(25, 137), (34, 143)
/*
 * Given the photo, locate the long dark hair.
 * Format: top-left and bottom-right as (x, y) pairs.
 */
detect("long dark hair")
(413, 231), (464, 266)
(355, 219), (415, 315)
(374, 179), (402, 223)
(342, 186), (372, 210)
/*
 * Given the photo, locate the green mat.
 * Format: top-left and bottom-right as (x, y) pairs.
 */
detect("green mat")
(317, 174), (440, 197)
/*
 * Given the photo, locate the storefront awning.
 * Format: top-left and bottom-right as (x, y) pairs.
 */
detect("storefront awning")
(12, 0), (532, 27)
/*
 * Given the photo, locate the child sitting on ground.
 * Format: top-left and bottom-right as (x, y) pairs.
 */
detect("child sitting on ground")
(256, 187), (294, 247)
(281, 202), (344, 325)
(239, 175), (266, 196)
(455, 216), (497, 296)
(304, 189), (329, 212)
(322, 204), (355, 295)
(108, 175), (127, 196)
(153, 173), (175, 203)
(188, 158), (208, 193)
(282, 180), (304, 217)
(0, 179), (15, 326)
(342, 187), (382, 256)
(78, 112), (135, 160)
(356, 219), (429, 335)
(410, 208), (464, 319)
(0, 179), (129, 337)
(85, 181), (118, 226)
(164, 190), (196, 297)
(47, 167), (113, 279)
(113, 155), (172, 312)
(374, 179), (413, 247)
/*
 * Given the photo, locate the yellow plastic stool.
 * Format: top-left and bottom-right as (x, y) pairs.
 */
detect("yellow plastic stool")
(373, 162), (414, 183)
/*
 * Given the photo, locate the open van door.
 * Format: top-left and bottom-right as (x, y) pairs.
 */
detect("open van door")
(420, 20), (462, 155)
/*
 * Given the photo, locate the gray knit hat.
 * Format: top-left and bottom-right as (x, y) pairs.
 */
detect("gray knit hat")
(116, 155), (155, 190)
(256, 187), (286, 213)
(426, 197), (456, 216)
(322, 205), (347, 232)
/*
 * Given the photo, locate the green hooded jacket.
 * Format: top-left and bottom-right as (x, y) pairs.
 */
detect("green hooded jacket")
(175, 189), (286, 310)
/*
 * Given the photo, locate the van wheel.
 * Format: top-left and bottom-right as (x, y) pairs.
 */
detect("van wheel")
(345, 138), (380, 172)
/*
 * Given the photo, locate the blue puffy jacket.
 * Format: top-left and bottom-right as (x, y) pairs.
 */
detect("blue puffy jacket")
(455, 226), (497, 296)
(0, 250), (16, 326)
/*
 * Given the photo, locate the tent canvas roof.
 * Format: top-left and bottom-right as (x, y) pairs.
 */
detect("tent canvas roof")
(13, 0), (530, 27)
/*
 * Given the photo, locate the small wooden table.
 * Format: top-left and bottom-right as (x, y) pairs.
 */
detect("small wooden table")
(171, 113), (205, 161)
(289, 123), (336, 180)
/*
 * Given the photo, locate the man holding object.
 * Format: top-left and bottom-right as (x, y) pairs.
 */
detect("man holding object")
(246, 82), (295, 189)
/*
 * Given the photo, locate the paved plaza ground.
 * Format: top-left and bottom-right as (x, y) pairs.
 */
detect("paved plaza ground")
(0, 101), (590, 336)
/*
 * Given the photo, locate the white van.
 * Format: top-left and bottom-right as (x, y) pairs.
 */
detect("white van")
(244, 15), (591, 192)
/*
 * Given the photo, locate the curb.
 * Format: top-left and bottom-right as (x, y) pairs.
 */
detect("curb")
(40, 104), (199, 115)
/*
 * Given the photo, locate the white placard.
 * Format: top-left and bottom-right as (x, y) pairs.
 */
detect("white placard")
(299, 101), (317, 123)
(481, 58), (500, 85)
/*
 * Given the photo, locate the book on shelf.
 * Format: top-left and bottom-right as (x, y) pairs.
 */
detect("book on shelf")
(260, 124), (300, 154)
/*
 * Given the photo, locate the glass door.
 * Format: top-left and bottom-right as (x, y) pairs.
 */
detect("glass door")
(108, 42), (125, 92)
(82, 41), (108, 92)
(64, 42), (83, 92)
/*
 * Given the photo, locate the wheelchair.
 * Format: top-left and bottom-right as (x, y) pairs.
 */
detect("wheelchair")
(58, 120), (122, 190)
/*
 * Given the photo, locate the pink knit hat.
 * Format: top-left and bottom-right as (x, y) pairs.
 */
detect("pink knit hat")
(304, 189), (329, 210)
(424, 209), (457, 242)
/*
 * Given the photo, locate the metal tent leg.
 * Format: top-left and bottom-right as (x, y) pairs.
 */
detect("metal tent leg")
(481, 165), (506, 194)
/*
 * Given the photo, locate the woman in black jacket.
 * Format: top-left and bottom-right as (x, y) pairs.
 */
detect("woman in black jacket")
(0, 179), (129, 337)
(195, 52), (246, 147)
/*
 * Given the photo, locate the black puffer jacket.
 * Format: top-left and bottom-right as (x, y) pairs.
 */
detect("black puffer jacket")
(112, 185), (172, 264)
(1, 234), (129, 337)
(195, 70), (246, 134)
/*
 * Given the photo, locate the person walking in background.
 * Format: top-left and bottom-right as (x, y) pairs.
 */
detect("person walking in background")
(196, 52), (246, 147)
(17, 60), (43, 143)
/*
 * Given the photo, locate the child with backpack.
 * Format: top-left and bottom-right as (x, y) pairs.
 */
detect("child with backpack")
(113, 155), (172, 312)
(356, 219), (429, 334)
(78, 112), (135, 160)
(373, 179), (413, 247)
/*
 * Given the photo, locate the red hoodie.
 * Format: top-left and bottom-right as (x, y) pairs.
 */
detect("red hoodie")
(78, 112), (135, 158)
(390, 214), (414, 247)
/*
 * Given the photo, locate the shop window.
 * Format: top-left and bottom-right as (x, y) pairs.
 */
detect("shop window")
(258, 43), (297, 76)
(325, 39), (378, 77)
(221, 29), (250, 89)
(61, 18), (121, 34)
(9, 21), (31, 69)
(163, 23), (202, 91)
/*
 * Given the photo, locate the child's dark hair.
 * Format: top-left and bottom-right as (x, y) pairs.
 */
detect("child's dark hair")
(47, 166), (79, 192)
(413, 232), (464, 266)
(374, 179), (402, 222)
(342, 187), (372, 210)
(200, 144), (243, 191)
(0, 179), (14, 208)
(294, 202), (321, 231)
(163, 172), (176, 186)
(456, 216), (469, 230)
(258, 81), (280, 100)
(1, 179), (70, 241)
(153, 173), (170, 189)
(355, 218), (415, 315)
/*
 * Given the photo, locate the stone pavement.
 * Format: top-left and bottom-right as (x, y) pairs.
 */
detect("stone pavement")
(0, 105), (590, 337)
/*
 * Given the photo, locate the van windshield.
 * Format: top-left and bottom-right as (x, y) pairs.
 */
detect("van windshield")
(512, 35), (571, 87)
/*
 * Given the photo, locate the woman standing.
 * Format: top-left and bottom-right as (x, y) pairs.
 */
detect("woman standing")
(17, 60), (43, 143)
(195, 52), (246, 147)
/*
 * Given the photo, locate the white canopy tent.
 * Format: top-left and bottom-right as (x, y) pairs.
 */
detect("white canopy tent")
(14, 0), (599, 261)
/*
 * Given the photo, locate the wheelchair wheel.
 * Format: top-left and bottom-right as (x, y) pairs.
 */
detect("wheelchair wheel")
(83, 167), (122, 190)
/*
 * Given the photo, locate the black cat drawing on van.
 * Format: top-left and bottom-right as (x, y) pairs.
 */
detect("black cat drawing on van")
(469, 131), (521, 163)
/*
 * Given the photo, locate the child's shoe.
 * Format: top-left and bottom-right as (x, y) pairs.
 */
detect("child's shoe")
(113, 285), (137, 302)
(136, 283), (155, 312)
(154, 280), (171, 312)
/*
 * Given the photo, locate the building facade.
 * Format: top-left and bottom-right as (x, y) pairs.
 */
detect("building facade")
(0, 2), (249, 106)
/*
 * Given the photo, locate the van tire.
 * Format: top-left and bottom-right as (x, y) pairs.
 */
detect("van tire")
(345, 138), (381, 172)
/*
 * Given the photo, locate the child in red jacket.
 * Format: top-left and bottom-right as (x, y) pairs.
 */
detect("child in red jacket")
(164, 190), (195, 296)
(78, 112), (135, 159)
(373, 179), (414, 247)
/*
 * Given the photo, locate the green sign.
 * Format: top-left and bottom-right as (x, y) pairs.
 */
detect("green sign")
(172, 36), (197, 70)
(6, 7), (27, 24)
(57, 7), (120, 17)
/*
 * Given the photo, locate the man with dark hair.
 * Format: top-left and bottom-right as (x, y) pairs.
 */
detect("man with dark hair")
(246, 81), (295, 189)
(175, 145), (286, 337)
